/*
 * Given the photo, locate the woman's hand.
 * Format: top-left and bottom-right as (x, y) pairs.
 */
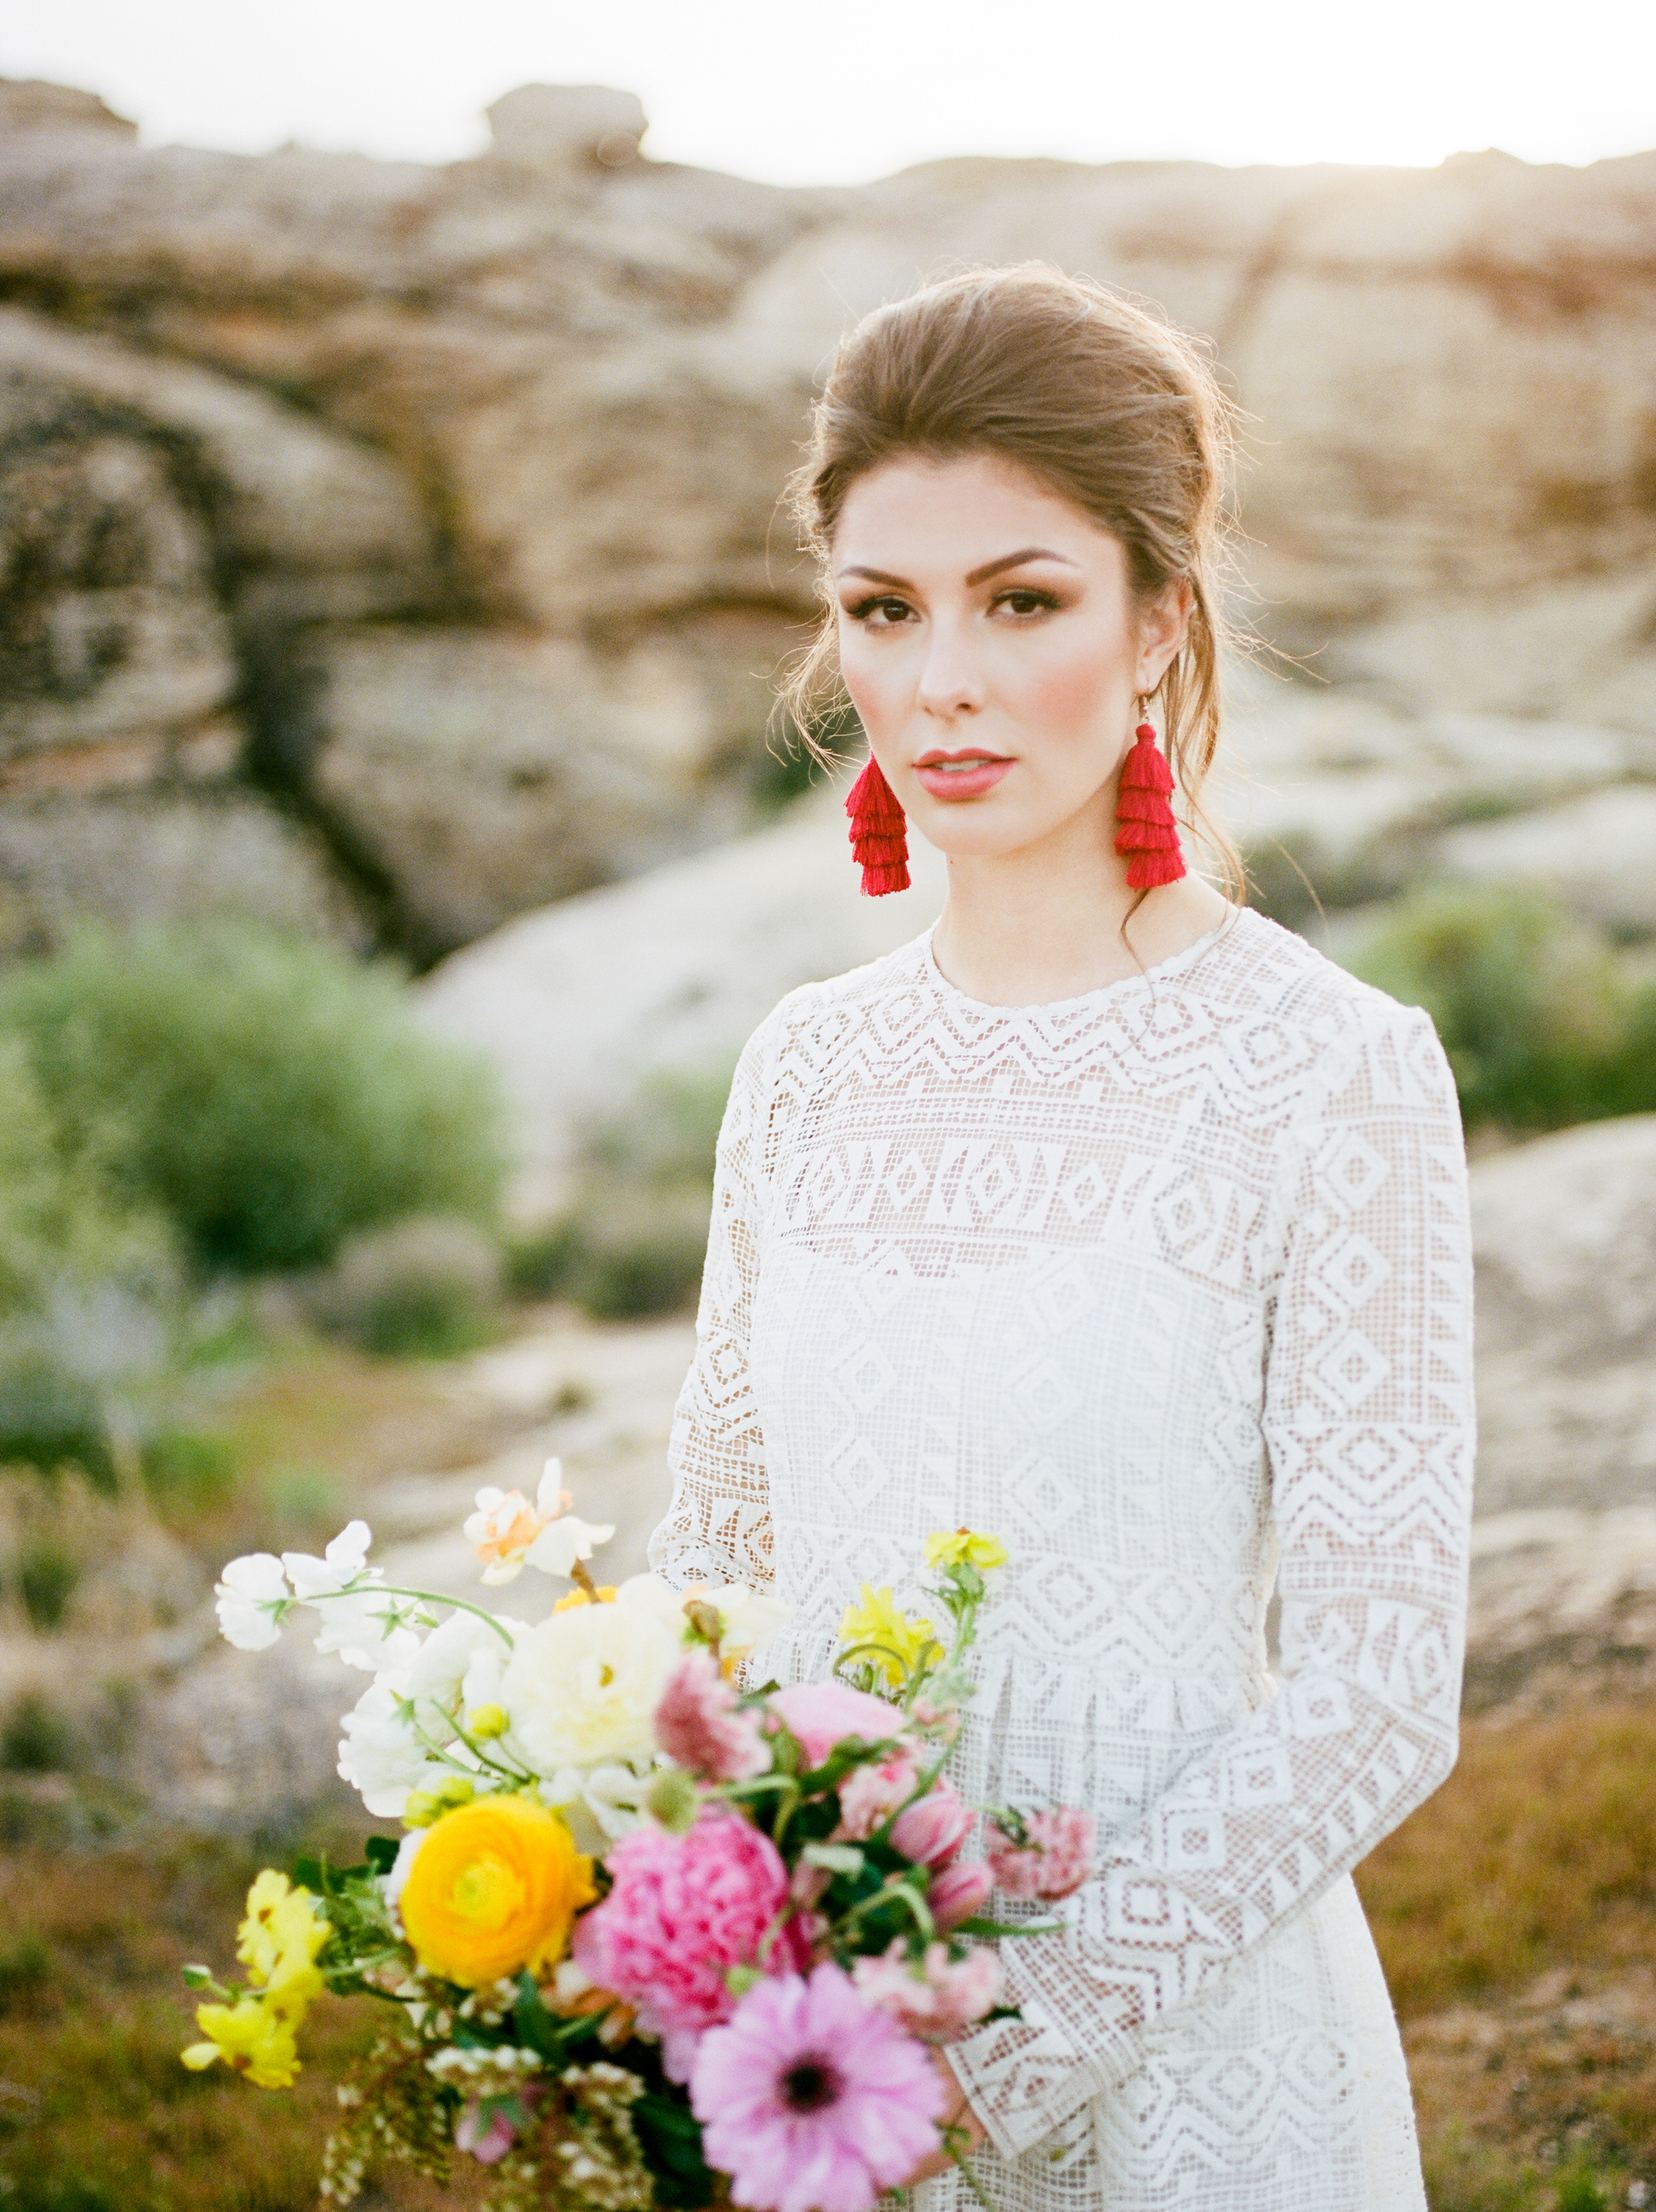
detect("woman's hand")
(903, 2049), (988, 2186)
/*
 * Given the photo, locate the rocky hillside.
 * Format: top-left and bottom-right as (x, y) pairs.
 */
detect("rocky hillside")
(2, 75), (1654, 962)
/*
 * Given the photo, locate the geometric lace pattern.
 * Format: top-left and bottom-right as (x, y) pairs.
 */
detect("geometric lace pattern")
(649, 903), (1475, 2211)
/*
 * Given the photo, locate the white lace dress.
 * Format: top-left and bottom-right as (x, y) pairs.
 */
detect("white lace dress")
(647, 900), (1475, 2212)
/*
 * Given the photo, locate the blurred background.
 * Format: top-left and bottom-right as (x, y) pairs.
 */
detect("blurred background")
(0, 3), (1654, 2204)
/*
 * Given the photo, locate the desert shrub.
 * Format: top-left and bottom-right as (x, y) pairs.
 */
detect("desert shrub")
(0, 1696), (72, 1773)
(16, 1542), (79, 1633)
(532, 1065), (729, 1320)
(312, 1215), (503, 1357)
(1345, 882), (1656, 1132)
(0, 924), (505, 1275)
(138, 1427), (237, 1508)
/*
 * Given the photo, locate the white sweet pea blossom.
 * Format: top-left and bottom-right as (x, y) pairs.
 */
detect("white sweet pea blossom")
(337, 1672), (440, 1819)
(214, 1553), (291, 1650)
(282, 1520), (373, 1599)
(403, 1608), (523, 1710)
(382, 1826), (427, 1912)
(701, 1582), (792, 1663)
(464, 1459), (614, 1585)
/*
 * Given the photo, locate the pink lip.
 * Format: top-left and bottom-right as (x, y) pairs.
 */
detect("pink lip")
(912, 751), (1015, 801)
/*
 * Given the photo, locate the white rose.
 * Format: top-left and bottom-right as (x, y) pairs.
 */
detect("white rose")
(501, 1599), (679, 1775)
(214, 1553), (290, 1650)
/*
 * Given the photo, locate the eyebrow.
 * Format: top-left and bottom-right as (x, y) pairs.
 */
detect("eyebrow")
(836, 546), (1081, 591)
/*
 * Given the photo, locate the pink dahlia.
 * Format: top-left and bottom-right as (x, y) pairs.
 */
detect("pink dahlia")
(852, 1940), (1001, 2041)
(768, 1682), (903, 1767)
(691, 1964), (946, 2212)
(987, 1807), (1097, 1901)
(927, 1858), (993, 1932)
(572, 1810), (808, 2078)
(655, 1648), (768, 1782)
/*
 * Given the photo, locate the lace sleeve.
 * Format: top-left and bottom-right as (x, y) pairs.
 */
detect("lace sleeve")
(949, 1000), (1476, 2159)
(647, 1022), (776, 1593)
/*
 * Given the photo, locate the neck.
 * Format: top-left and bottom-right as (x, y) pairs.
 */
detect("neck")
(928, 796), (1231, 1008)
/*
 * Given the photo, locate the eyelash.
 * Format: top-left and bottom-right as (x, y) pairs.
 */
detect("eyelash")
(847, 588), (1063, 624)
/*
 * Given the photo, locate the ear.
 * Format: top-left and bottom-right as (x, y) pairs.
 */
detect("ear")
(1134, 578), (1192, 694)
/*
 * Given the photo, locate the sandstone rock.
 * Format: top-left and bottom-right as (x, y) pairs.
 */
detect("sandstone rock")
(1435, 785), (1656, 939)
(288, 616), (802, 958)
(0, 785), (372, 957)
(0, 79), (135, 142)
(420, 786), (947, 1218)
(1470, 1113), (1656, 1517)
(486, 84), (647, 171)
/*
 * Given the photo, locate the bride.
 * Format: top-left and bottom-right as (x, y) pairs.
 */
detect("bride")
(648, 264), (1475, 2212)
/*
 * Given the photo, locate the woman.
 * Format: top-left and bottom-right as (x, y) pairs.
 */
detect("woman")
(648, 265), (1475, 2212)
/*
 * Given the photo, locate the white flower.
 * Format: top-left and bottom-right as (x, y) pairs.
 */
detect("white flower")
(403, 1609), (523, 1709)
(383, 1827), (427, 1911)
(501, 1597), (679, 1775)
(463, 1460), (614, 1584)
(282, 1520), (373, 1599)
(214, 1553), (291, 1650)
(311, 1589), (423, 1673)
(337, 1672), (437, 1819)
(700, 1582), (792, 1664)
(540, 1760), (656, 1853)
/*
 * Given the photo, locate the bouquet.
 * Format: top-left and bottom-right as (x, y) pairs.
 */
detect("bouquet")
(187, 1465), (1097, 2212)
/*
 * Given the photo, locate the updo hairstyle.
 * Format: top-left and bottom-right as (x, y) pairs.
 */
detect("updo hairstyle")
(784, 263), (1244, 898)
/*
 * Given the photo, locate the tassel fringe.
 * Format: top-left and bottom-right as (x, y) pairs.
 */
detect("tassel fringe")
(1114, 723), (1187, 891)
(845, 757), (910, 897)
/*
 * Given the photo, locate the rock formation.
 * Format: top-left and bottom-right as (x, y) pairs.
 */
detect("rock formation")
(1, 75), (1653, 959)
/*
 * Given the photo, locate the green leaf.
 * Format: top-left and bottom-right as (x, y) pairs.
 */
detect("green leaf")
(802, 1842), (865, 1875)
(951, 1915), (1062, 1939)
(364, 1834), (399, 1873)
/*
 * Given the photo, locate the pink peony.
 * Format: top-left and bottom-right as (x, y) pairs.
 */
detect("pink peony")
(655, 1648), (768, 1782)
(852, 1940), (1002, 2041)
(768, 1683), (903, 1767)
(572, 1810), (809, 2078)
(888, 1781), (974, 1868)
(927, 1858), (994, 1933)
(987, 1808), (1097, 1902)
(691, 1963), (946, 2212)
(835, 1749), (919, 1841)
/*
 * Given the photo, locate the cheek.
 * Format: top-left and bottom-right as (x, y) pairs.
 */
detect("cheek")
(837, 627), (908, 735)
(1012, 630), (1127, 740)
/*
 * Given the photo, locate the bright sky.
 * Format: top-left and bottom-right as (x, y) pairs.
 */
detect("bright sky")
(6, 0), (1654, 182)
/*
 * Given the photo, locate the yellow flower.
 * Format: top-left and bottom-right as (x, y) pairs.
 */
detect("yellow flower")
(399, 1794), (595, 1988)
(924, 1529), (1008, 1571)
(235, 1872), (327, 1987)
(839, 1584), (936, 1686)
(552, 1584), (618, 1613)
(181, 1971), (321, 2090)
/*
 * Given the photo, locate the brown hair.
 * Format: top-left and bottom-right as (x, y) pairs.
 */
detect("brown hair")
(783, 262), (1244, 900)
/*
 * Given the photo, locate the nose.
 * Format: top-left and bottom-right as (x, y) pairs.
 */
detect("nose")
(915, 614), (986, 719)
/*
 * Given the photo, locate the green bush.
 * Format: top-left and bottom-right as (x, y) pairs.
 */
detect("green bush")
(0, 1695), (72, 1772)
(139, 1427), (238, 1509)
(1345, 883), (1656, 1133)
(313, 1214), (503, 1357)
(16, 1542), (79, 1633)
(530, 1065), (729, 1320)
(0, 925), (505, 1274)
(0, 1358), (116, 1493)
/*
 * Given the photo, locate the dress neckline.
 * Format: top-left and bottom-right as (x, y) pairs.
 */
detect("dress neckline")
(921, 900), (1248, 1018)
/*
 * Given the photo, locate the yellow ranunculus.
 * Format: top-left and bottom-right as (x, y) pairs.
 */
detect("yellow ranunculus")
(839, 1584), (936, 1686)
(924, 1529), (1009, 1571)
(235, 1871), (327, 1986)
(399, 1794), (595, 1988)
(181, 1969), (320, 2090)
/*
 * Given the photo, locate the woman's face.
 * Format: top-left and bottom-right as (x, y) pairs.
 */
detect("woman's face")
(833, 452), (1188, 863)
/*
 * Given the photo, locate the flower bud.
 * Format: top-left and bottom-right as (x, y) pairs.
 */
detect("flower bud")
(927, 1858), (993, 1932)
(646, 1766), (700, 1835)
(436, 1774), (478, 1808)
(889, 1781), (974, 1868)
(466, 1705), (509, 1739)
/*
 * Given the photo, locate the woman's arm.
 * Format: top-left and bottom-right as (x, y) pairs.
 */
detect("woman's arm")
(949, 999), (1476, 2159)
(647, 1022), (777, 1593)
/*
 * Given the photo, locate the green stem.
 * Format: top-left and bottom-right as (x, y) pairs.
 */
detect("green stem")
(947, 2138), (999, 2212)
(325, 1583), (516, 1648)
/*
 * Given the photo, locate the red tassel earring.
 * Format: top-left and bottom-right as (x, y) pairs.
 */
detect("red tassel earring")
(1114, 720), (1186, 889)
(845, 755), (910, 896)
